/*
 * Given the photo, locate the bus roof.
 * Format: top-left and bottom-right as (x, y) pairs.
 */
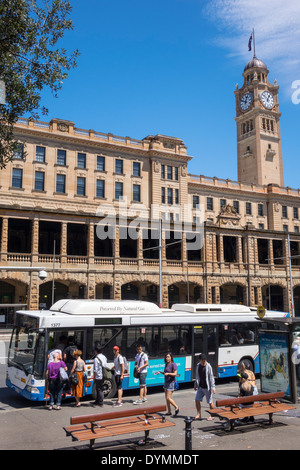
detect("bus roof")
(50, 299), (162, 315)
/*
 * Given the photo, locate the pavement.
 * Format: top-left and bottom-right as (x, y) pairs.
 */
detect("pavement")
(0, 381), (300, 452)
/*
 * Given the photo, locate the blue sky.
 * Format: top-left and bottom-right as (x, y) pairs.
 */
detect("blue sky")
(39, 0), (300, 189)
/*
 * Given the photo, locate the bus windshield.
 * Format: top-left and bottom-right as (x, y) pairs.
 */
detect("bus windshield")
(8, 326), (45, 379)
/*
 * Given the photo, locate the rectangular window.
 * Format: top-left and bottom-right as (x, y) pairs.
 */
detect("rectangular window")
(96, 179), (105, 198)
(161, 187), (165, 204)
(175, 188), (179, 204)
(294, 207), (299, 219)
(167, 166), (173, 180)
(77, 153), (86, 169)
(193, 195), (199, 209)
(174, 167), (179, 181)
(34, 171), (44, 191)
(220, 199), (226, 209)
(233, 201), (239, 213)
(167, 188), (173, 205)
(282, 206), (288, 218)
(97, 156), (105, 171)
(57, 149), (66, 166)
(13, 143), (24, 160)
(283, 224), (288, 233)
(56, 174), (66, 193)
(77, 176), (86, 196)
(12, 168), (23, 188)
(161, 164), (165, 179)
(133, 162), (141, 177)
(258, 204), (264, 216)
(36, 146), (45, 163)
(246, 202), (252, 215)
(115, 182), (123, 200)
(133, 184), (141, 202)
(115, 159), (123, 174)
(207, 197), (213, 211)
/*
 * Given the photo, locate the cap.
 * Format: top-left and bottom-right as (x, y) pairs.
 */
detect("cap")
(113, 346), (119, 351)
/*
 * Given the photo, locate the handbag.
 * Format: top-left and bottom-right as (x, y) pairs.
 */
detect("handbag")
(69, 373), (79, 385)
(133, 352), (144, 379)
(59, 366), (68, 382)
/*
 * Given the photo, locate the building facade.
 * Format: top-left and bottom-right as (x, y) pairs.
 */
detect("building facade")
(0, 57), (300, 316)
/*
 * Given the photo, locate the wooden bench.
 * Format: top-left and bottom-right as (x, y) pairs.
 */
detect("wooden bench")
(63, 405), (175, 449)
(207, 392), (296, 431)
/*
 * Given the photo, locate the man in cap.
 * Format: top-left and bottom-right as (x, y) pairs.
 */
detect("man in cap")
(112, 346), (124, 406)
(194, 353), (216, 420)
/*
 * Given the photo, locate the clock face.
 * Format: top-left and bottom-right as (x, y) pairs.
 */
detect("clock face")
(240, 93), (252, 111)
(261, 91), (274, 109)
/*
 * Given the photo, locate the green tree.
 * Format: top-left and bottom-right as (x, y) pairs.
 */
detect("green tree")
(0, 0), (79, 167)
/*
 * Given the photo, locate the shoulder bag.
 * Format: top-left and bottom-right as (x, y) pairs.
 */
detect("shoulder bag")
(97, 356), (112, 380)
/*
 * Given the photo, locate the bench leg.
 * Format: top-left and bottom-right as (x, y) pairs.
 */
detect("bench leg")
(144, 430), (150, 444)
(269, 413), (273, 425)
(89, 439), (95, 450)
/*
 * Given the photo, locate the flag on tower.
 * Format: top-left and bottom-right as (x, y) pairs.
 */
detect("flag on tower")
(248, 32), (253, 51)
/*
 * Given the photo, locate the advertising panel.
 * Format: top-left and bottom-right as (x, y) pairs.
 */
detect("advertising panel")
(259, 330), (291, 400)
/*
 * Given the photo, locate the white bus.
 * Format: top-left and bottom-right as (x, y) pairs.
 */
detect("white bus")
(6, 299), (288, 402)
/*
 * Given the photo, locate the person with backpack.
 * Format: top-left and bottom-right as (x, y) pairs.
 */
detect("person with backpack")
(93, 345), (108, 407)
(194, 353), (216, 420)
(63, 336), (77, 393)
(111, 346), (125, 407)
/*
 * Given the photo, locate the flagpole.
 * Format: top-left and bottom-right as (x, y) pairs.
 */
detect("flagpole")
(253, 28), (256, 58)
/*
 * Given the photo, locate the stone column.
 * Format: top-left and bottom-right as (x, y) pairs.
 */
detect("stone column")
(1, 217), (8, 262)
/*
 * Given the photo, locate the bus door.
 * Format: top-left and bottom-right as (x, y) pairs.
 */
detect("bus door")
(192, 325), (218, 379)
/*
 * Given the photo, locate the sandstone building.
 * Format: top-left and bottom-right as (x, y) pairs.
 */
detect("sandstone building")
(0, 56), (300, 317)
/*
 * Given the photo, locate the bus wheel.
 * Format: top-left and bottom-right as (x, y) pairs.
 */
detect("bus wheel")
(103, 378), (117, 398)
(238, 358), (253, 372)
(92, 378), (117, 399)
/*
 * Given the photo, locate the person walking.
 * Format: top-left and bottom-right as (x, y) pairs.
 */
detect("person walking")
(194, 353), (216, 420)
(93, 345), (108, 407)
(46, 352), (67, 410)
(70, 349), (86, 407)
(111, 346), (124, 407)
(158, 353), (179, 416)
(133, 345), (149, 404)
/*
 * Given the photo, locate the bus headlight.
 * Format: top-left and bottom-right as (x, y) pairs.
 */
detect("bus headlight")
(25, 385), (40, 394)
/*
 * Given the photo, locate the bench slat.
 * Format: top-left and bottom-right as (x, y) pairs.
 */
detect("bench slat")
(70, 418), (175, 442)
(207, 403), (295, 421)
(70, 405), (166, 425)
(216, 392), (285, 407)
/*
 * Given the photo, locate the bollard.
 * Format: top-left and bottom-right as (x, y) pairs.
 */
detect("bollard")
(184, 416), (193, 450)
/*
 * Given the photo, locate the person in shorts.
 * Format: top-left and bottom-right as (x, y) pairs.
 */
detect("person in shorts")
(159, 352), (179, 416)
(112, 346), (124, 407)
(194, 353), (216, 420)
(133, 344), (149, 404)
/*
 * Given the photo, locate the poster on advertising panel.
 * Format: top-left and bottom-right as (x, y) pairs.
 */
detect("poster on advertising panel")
(259, 330), (291, 400)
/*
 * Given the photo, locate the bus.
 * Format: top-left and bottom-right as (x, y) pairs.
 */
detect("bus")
(6, 299), (289, 402)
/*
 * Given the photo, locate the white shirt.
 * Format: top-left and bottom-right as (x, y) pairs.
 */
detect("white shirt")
(114, 354), (124, 375)
(94, 353), (108, 380)
(135, 352), (148, 374)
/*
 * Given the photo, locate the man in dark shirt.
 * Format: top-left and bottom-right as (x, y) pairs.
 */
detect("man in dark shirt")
(194, 354), (216, 420)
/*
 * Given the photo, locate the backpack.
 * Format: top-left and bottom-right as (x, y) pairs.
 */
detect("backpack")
(119, 355), (129, 374)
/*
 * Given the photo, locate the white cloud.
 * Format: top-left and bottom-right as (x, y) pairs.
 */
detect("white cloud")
(204, 0), (300, 92)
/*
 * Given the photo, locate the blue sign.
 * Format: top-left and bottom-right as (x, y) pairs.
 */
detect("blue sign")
(128, 357), (186, 388)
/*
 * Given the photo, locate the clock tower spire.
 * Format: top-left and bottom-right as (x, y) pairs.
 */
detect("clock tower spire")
(234, 57), (284, 187)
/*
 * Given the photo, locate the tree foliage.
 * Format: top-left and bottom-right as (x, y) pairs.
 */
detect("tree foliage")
(0, 0), (79, 167)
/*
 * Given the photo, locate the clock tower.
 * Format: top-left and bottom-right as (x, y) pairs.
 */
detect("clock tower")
(234, 56), (284, 187)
